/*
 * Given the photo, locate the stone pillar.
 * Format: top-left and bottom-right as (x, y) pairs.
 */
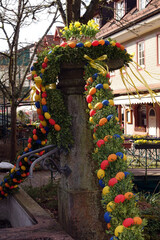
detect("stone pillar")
(57, 64), (105, 240)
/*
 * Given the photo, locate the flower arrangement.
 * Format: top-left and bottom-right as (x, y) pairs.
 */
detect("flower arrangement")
(61, 19), (99, 41)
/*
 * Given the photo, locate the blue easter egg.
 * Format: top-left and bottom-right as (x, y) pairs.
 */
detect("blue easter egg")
(99, 179), (105, 188)
(48, 50), (52, 54)
(104, 212), (111, 223)
(29, 148), (32, 152)
(35, 101), (40, 109)
(107, 114), (113, 121)
(116, 152), (124, 159)
(4, 178), (8, 183)
(124, 171), (130, 177)
(102, 100), (109, 106)
(76, 42), (84, 48)
(105, 40), (110, 46)
(36, 140), (41, 144)
(30, 66), (34, 71)
(93, 73), (98, 79)
(110, 237), (118, 240)
(44, 126), (49, 132)
(10, 174), (14, 179)
(16, 171), (21, 176)
(42, 105), (48, 112)
(113, 134), (121, 139)
(95, 84), (103, 90)
(40, 73), (43, 78)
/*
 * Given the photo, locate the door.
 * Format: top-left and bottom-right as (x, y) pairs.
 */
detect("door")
(148, 108), (157, 136)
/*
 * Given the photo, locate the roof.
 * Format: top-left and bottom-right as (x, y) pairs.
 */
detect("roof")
(97, 0), (160, 39)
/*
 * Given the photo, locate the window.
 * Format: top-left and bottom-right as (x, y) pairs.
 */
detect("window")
(158, 35), (160, 65)
(126, 109), (132, 124)
(139, 0), (150, 10)
(137, 41), (145, 68)
(115, 1), (125, 20)
(135, 104), (146, 131)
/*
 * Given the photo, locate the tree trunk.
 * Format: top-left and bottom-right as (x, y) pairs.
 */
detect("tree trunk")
(10, 101), (17, 163)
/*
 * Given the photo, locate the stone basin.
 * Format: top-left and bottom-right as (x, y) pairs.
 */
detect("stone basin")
(0, 187), (74, 240)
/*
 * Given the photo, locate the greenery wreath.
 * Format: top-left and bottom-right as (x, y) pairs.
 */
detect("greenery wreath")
(0, 24), (146, 239)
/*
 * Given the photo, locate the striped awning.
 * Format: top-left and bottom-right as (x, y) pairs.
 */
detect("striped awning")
(114, 93), (160, 105)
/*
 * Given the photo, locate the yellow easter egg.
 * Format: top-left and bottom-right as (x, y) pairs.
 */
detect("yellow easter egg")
(84, 41), (92, 47)
(40, 120), (47, 127)
(41, 68), (45, 74)
(41, 86), (46, 92)
(115, 117), (119, 122)
(115, 225), (124, 237)
(111, 41), (116, 46)
(89, 117), (94, 123)
(102, 186), (110, 195)
(31, 71), (36, 75)
(21, 166), (26, 171)
(35, 95), (40, 101)
(24, 157), (28, 162)
(109, 99), (114, 106)
(93, 133), (96, 140)
(123, 154), (127, 161)
(44, 112), (51, 120)
(107, 201), (116, 212)
(88, 103), (93, 109)
(97, 169), (105, 179)
(103, 83), (109, 89)
(94, 148), (98, 153)
(11, 167), (15, 173)
(41, 141), (46, 145)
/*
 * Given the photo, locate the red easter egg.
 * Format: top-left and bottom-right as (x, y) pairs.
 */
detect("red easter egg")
(123, 218), (134, 228)
(42, 62), (47, 69)
(36, 90), (39, 95)
(92, 40), (99, 46)
(39, 115), (44, 121)
(86, 95), (93, 103)
(101, 160), (109, 170)
(49, 118), (56, 125)
(115, 42), (121, 48)
(90, 109), (96, 117)
(42, 92), (47, 98)
(60, 42), (68, 47)
(108, 178), (118, 187)
(28, 137), (32, 143)
(114, 194), (125, 203)
(106, 73), (110, 79)
(33, 129), (36, 134)
(39, 123), (43, 128)
(97, 139), (105, 148)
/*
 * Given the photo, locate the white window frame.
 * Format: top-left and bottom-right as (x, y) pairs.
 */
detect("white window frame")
(158, 34), (160, 65)
(137, 41), (145, 68)
(115, 1), (125, 21)
(139, 0), (150, 10)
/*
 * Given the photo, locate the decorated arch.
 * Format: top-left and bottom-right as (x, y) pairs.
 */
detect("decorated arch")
(0, 21), (147, 240)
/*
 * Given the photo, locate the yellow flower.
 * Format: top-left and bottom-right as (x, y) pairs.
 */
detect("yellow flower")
(64, 26), (68, 31)
(74, 21), (81, 28)
(69, 23), (73, 30)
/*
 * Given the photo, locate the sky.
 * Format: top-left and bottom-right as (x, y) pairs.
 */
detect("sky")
(0, 3), (64, 51)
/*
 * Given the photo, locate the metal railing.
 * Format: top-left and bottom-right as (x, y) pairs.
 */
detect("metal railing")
(16, 145), (72, 179)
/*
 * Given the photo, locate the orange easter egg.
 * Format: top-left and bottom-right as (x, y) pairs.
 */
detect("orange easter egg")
(115, 172), (125, 181)
(44, 57), (48, 63)
(28, 143), (32, 149)
(99, 39), (105, 45)
(37, 108), (42, 115)
(94, 102), (103, 110)
(86, 77), (93, 84)
(33, 134), (38, 141)
(54, 124), (61, 131)
(41, 98), (47, 105)
(124, 192), (134, 200)
(68, 41), (76, 48)
(99, 118), (107, 126)
(108, 154), (117, 162)
(133, 217), (142, 225)
(89, 87), (96, 95)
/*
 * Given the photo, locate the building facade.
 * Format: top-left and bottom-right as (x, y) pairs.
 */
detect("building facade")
(97, 0), (160, 137)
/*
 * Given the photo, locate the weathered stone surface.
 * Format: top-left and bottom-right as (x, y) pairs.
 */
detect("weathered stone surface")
(58, 64), (105, 240)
